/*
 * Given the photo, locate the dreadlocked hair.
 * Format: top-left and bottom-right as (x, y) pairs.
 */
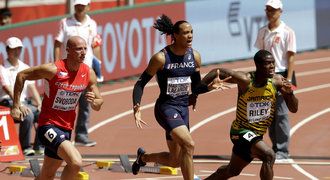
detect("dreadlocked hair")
(153, 14), (174, 36)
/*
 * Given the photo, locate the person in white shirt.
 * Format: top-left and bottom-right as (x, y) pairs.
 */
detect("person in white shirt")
(254, 0), (297, 160)
(0, 37), (43, 156)
(53, 0), (101, 147)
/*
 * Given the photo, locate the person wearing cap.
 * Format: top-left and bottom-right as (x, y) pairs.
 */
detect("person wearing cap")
(0, 7), (12, 26)
(0, 37), (43, 156)
(54, 0), (102, 147)
(254, 0), (297, 161)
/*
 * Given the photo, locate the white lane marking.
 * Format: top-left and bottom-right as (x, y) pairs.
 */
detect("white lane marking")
(189, 83), (330, 134)
(93, 69), (330, 134)
(288, 108), (330, 180)
(101, 82), (157, 96)
(88, 103), (155, 133)
(290, 108), (330, 136)
(190, 107), (236, 133)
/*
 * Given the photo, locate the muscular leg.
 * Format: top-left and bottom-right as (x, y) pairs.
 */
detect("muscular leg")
(57, 140), (83, 180)
(36, 155), (62, 180)
(142, 125), (194, 180)
(251, 140), (275, 180)
(141, 139), (181, 167)
(205, 153), (249, 180)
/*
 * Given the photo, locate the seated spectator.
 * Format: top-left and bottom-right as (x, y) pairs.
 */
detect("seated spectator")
(0, 8), (12, 26)
(0, 37), (43, 156)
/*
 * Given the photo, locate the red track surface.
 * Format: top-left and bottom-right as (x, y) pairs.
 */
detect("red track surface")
(1, 49), (330, 179)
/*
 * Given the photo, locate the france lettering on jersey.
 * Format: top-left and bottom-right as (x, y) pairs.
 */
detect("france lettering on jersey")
(156, 46), (196, 106)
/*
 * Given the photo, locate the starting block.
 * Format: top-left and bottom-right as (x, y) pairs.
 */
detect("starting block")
(141, 166), (177, 175)
(8, 165), (27, 174)
(96, 160), (114, 169)
(96, 155), (178, 175)
(8, 159), (89, 179)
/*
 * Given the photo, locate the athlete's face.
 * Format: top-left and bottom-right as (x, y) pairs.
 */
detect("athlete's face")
(265, 6), (282, 23)
(258, 54), (275, 78)
(67, 39), (87, 64)
(175, 23), (193, 48)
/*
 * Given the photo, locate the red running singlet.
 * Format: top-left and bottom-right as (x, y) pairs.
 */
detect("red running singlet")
(38, 59), (90, 130)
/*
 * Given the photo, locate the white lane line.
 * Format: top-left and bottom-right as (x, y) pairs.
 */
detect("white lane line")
(190, 107), (236, 133)
(288, 108), (330, 180)
(100, 82), (157, 96)
(297, 68), (330, 76)
(290, 108), (330, 136)
(88, 102), (155, 133)
(188, 84), (330, 179)
(194, 159), (330, 165)
(100, 57), (330, 96)
(295, 83), (330, 94)
(296, 56), (330, 65)
(189, 83), (330, 134)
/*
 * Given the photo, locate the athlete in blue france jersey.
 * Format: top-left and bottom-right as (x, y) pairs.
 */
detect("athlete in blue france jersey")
(131, 14), (226, 180)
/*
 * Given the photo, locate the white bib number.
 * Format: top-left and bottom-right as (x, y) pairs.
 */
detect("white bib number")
(52, 89), (81, 111)
(44, 128), (57, 143)
(243, 131), (257, 142)
(166, 76), (191, 97)
(247, 101), (272, 123)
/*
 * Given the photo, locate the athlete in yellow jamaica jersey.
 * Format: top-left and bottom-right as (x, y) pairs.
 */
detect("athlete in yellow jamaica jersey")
(202, 49), (298, 180)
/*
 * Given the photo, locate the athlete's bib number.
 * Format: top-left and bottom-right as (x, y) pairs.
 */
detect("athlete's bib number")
(243, 131), (257, 142)
(44, 128), (57, 143)
(52, 89), (81, 111)
(167, 76), (191, 97)
(247, 101), (272, 123)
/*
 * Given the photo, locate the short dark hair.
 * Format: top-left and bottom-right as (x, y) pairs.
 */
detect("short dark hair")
(254, 49), (273, 63)
(0, 8), (12, 17)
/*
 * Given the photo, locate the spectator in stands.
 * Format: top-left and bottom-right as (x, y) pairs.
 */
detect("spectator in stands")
(0, 37), (43, 156)
(0, 8), (12, 26)
(54, 0), (102, 147)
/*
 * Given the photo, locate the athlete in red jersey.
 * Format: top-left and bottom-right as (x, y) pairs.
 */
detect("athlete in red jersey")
(38, 58), (90, 130)
(11, 36), (103, 180)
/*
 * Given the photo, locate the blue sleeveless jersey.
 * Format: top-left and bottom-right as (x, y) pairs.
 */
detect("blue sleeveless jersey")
(156, 46), (196, 106)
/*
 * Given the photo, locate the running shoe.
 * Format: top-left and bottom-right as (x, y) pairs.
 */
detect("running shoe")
(23, 148), (35, 156)
(74, 137), (97, 147)
(132, 147), (146, 175)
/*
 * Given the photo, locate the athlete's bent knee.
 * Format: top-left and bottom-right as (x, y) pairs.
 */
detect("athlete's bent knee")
(67, 157), (83, 172)
(228, 166), (242, 177)
(168, 160), (181, 168)
(262, 149), (275, 165)
(181, 139), (195, 155)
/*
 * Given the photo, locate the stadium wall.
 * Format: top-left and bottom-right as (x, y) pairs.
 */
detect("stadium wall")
(0, 0), (328, 87)
(185, 0), (317, 64)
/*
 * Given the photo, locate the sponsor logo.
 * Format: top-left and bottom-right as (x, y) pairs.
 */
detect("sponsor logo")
(173, 113), (178, 119)
(58, 71), (68, 77)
